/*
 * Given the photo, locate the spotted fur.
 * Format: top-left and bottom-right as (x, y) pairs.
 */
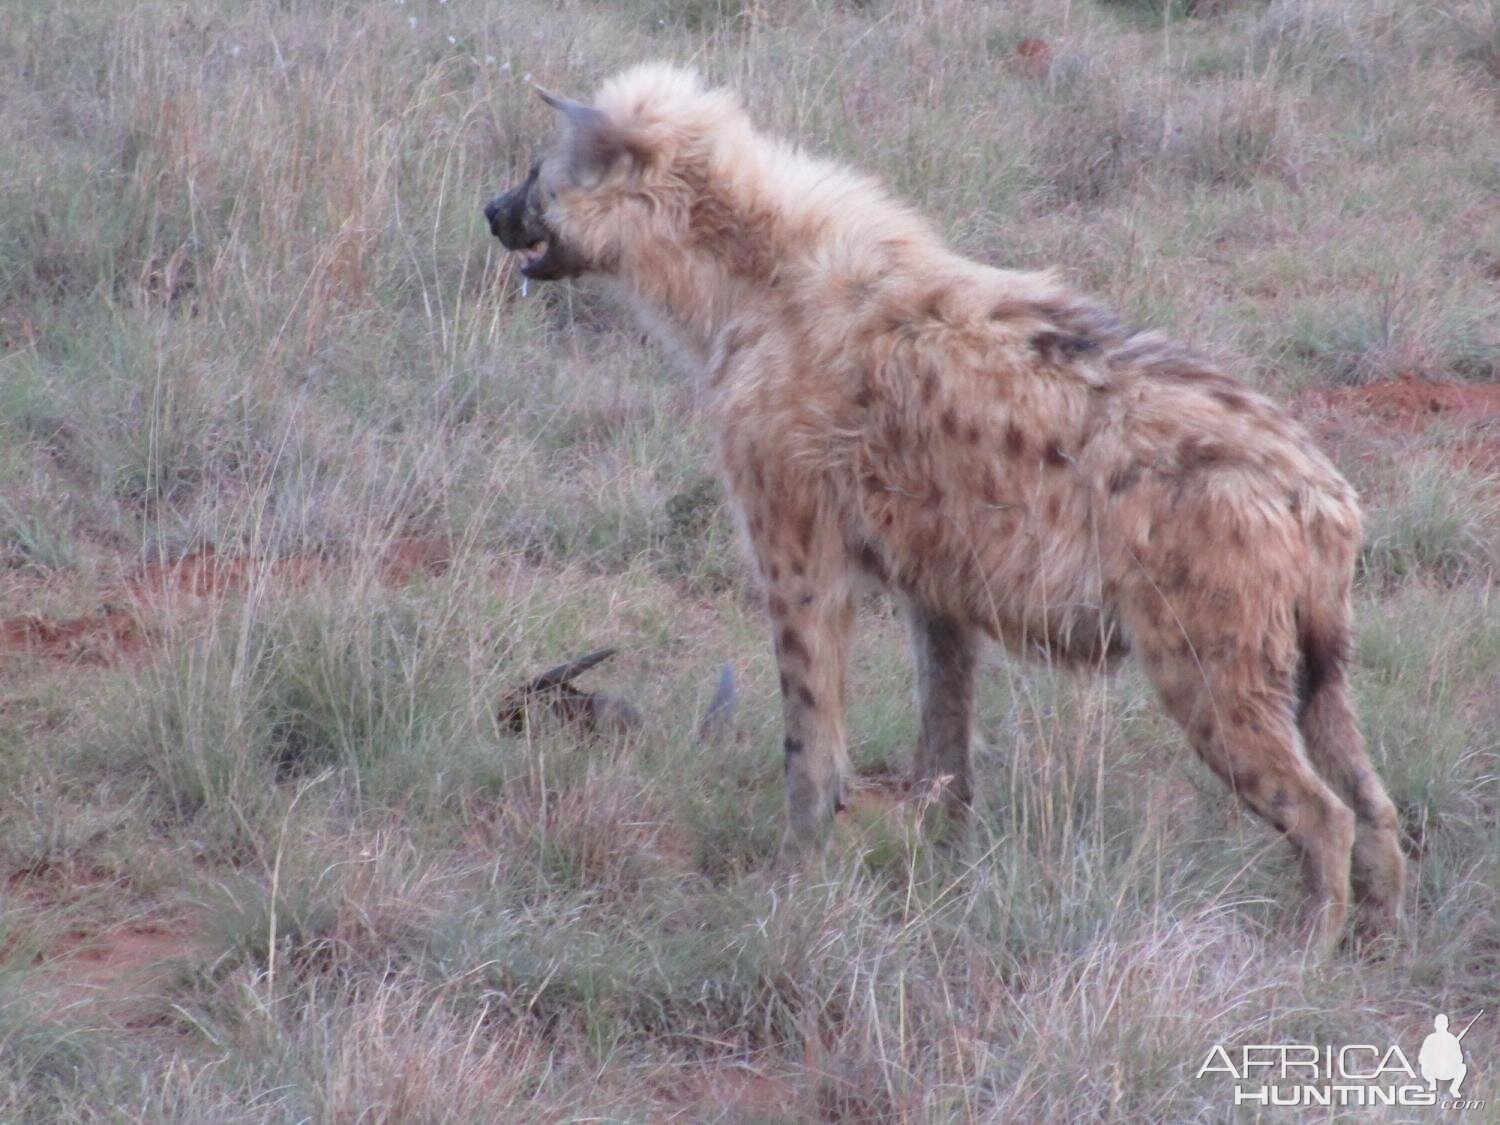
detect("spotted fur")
(489, 64), (1405, 948)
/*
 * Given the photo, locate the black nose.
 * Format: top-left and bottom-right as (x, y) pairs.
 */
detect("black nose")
(483, 198), (501, 225)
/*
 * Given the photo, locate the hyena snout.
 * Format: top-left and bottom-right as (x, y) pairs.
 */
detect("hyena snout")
(484, 171), (535, 248)
(484, 162), (588, 281)
(482, 194), (506, 234)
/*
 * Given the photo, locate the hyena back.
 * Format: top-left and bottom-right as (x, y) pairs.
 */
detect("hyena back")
(485, 64), (1405, 946)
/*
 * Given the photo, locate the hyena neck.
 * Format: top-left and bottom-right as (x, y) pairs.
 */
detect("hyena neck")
(620, 292), (715, 380)
(615, 160), (928, 369)
(614, 246), (758, 374)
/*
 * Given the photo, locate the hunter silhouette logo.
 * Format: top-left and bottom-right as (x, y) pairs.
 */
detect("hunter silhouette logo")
(1199, 1010), (1485, 1109)
(1421, 1011), (1481, 1099)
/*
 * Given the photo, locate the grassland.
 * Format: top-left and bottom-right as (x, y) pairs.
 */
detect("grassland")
(1, 0), (1498, 1120)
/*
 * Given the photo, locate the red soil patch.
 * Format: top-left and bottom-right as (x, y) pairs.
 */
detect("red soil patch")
(682, 1066), (798, 1119)
(1013, 38), (1053, 80)
(0, 608), (144, 665)
(0, 536), (452, 668)
(6, 863), (128, 896)
(42, 921), (197, 1022)
(380, 534), (455, 585)
(1311, 375), (1500, 434)
(0, 304), (38, 353)
(8, 870), (199, 1025)
(840, 766), (913, 820)
(1300, 375), (1500, 475)
(652, 1060), (800, 1121)
(125, 549), (319, 602)
(837, 765), (960, 845)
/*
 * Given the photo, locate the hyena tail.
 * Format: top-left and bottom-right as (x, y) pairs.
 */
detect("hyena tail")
(1295, 564), (1406, 936)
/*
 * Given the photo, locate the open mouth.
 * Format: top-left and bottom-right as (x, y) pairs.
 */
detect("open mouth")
(519, 241), (549, 270)
(518, 240), (549, 273)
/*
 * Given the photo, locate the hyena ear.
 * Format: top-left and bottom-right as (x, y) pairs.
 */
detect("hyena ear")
(535, 86), (635, 187)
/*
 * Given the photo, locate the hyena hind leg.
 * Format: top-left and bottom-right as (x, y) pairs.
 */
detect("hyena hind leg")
(906, 601), (978, 829)
(1299, 673), (1406, 939)
(1149, 657), (1356, 951)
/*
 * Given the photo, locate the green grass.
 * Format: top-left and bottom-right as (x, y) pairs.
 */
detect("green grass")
(0, 0), (1498, 1119)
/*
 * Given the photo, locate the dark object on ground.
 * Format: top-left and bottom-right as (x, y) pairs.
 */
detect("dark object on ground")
(498, 648), (642, 734)
(698, 662), (737, 740)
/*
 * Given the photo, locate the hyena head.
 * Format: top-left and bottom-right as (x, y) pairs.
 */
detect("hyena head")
(484, 65), (746, 286)
(484, 150), (593, 281)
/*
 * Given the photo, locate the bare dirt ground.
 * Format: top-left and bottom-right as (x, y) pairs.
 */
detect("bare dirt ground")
(41, 922), (196, 1024)
(7, 863), (196, 1031)
(1301, 375), (1500, 475)
(0, 537), (452, 667)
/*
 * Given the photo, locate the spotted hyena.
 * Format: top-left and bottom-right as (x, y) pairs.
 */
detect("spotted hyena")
(484, 64), (1405, 946)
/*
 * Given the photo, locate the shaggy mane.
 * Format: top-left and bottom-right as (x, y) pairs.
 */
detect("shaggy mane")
(592, 63), (937, 276)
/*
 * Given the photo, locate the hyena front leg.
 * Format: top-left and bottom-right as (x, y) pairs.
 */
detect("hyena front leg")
(906, 601), (978, 823)
(739, 491), (856, 856)
(773, 578), (855, 854)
